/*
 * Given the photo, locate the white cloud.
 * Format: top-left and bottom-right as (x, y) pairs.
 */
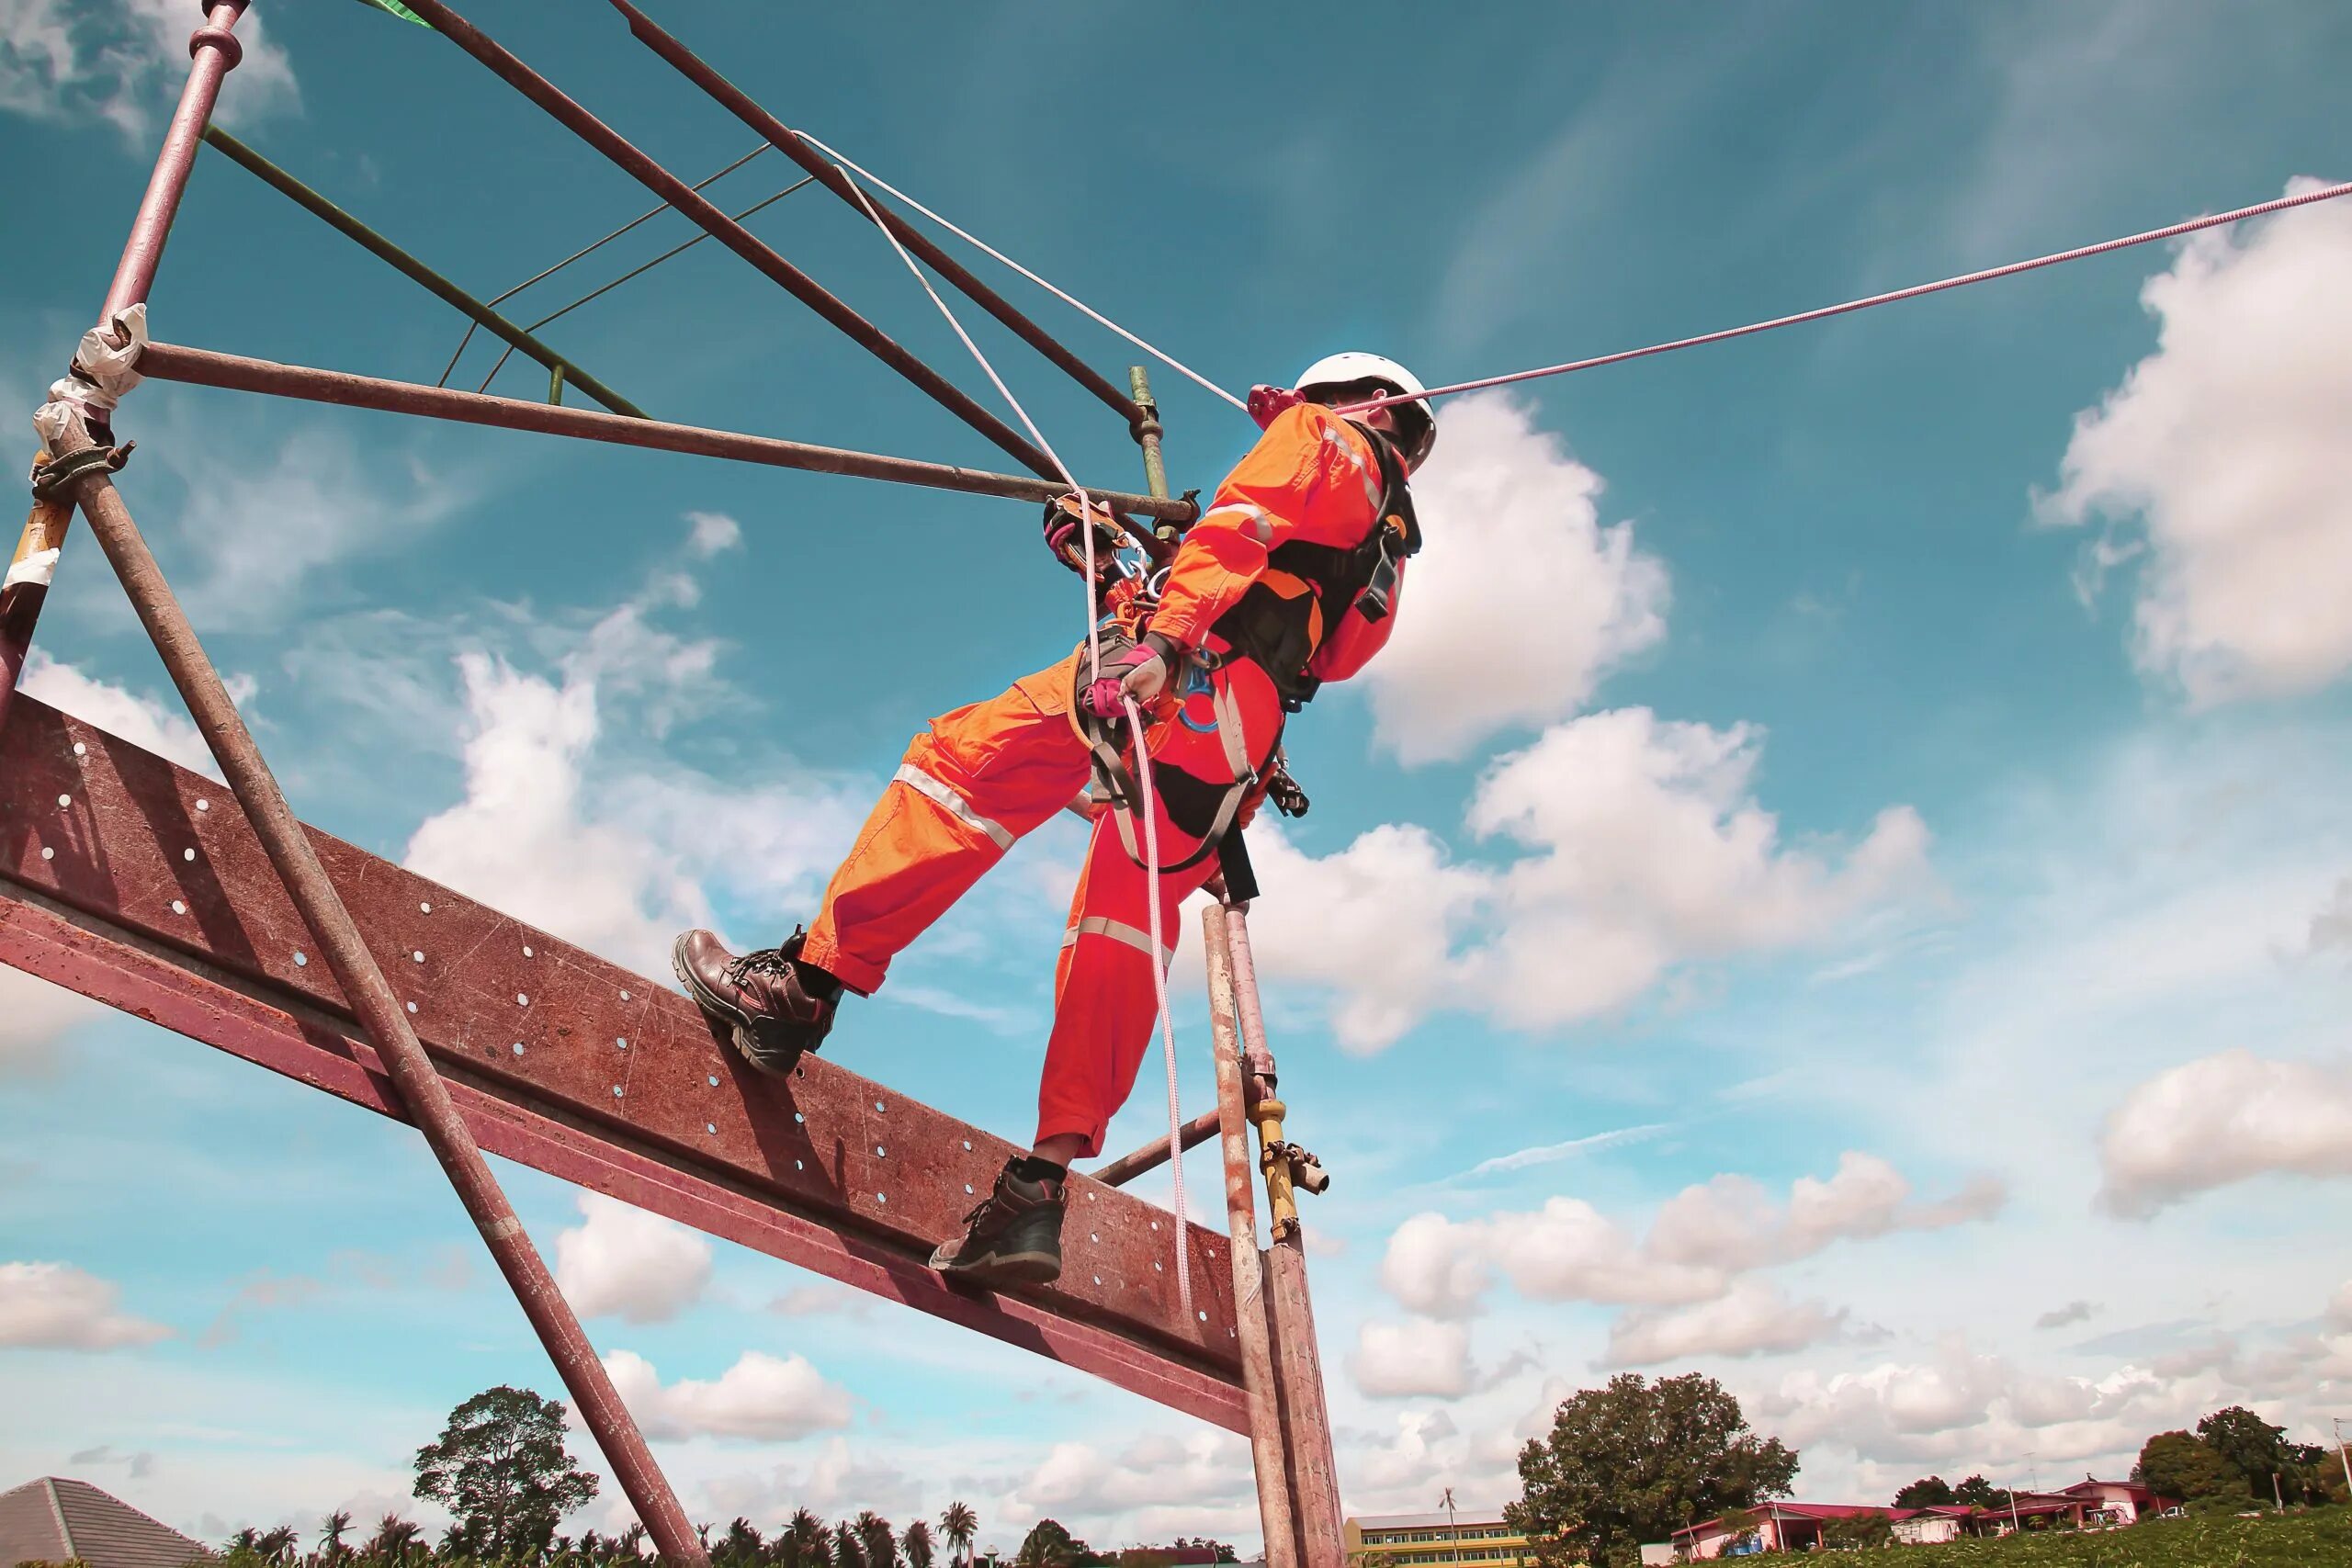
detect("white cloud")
(1243, 708), (1933, 1047)
(601, 1348), (853, 1442)
(0, 0), (298, 141)
(1349, 1318), (1476, 1399)
(1365, 394), (1668, 762)
(684, 512), (743, 558)
(2044, 180), (2352, 705)
(0, 1260), (170, 1349)
(1605, 1280), (1847, 1366)
(0, 964), (99, 1076)
(1380, 1153), (2002, 1317)
(552, 1195), (711, 1325)
(19, 650), (221, 778)
(1465, 709), (1936, 1028)
(1014, 1431), (1252, 1519)
(2097, 1048), (2352, 1218)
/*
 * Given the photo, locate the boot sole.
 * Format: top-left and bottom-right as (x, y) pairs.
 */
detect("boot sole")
(930, 1244), (1062, 1288)
(672, 934), (800, 1077)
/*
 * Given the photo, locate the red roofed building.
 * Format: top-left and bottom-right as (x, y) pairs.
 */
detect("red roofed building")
(0, 1477), (207, 1568)
(1667, 1478), (2179, 1557)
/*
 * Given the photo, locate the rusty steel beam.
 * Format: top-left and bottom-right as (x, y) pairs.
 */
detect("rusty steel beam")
(0, 693), (1243, 1386)
(1203, 904), (1299, 1568)
(134, 342), (1194, 533)
(40, 448), (707, 1566)
(1, 1), (248, 749)
(601, 0), (1151, 434)
(1093, 1109), (1220, 1189)
(390, 0), (1059, 480)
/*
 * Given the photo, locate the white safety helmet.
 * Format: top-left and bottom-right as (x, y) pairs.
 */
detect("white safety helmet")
(1294, 351), (1436, 465)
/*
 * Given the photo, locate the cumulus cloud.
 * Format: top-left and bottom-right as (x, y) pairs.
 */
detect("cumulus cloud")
(2044, 181), (2352, 705)
(1465, 710), (1935, 1027)
(1243, 709), (1935, 1047)
(1381, 1153), (2002, 1317)
(684, 512), (744, 558)
(553, 1195), (712, 1325)
(1606, 1280), (1848, 1366)
(0, 0), (298, 141)
(0, 1260), (170, 1349)
(0, 964), (99, 1076)
(1365, 393), (1669, 761)
(2098, 1048), (2352, 1217)
(1014, 1431), (1252, 1520)
(602, 1349), (853, 1441)
(19, 652), (221, 778)
(1350, 1318), (1476, 1398)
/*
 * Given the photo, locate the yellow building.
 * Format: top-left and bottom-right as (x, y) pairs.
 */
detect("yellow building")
(1345, 1508), (1542, 1567)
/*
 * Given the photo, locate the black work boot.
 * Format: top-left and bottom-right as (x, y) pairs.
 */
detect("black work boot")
(672, 927), (837, 1076)
(930, 1158), (1066, 1287)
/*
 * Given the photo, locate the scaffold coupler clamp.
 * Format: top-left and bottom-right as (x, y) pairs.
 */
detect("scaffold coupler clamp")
(1261, 1138), (1331, 1198)
(30, 442), (135, 502)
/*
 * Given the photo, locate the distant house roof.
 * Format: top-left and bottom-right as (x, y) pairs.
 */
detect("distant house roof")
(0, 1477), (206, 1568)
(1350, 1511), (1510, 1530)
(1671, 1503), (1894, 1541)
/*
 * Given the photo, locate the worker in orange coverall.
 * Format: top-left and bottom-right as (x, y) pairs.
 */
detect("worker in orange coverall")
(674, 353), (1435, 1286)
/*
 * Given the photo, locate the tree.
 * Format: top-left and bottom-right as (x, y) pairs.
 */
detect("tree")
(319, 1511), (353, 1566)
(1951, 1475), (2002, 1510)
(1893, 1477), (1954, 1509)
(782, 1511), (830, 1568)
(1504, 1372), (1799, 1568)
(2197, 1406), (2291, 1501)
(361, 1516), (421, 1567)
(718, 1519), (766, 1568)
(856, 1512), (898, 1568)
(901, 1520), (935, 1568)
(832, 1522), (864, 1568)
(1013, 1521), (1087, 1568)
(940, 1505), (978, 1568)
(2136, 1430), (2243, 1503)
(413, 1385), (600, 1560)
(254, 1527), (299, 1564)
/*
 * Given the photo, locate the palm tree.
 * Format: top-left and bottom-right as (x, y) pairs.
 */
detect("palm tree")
(718, 1518), (764, 1568)
(255, 1526), (300, 1564)
(831, 1522), (863, 1568)
(577, 1529), (607, 1567)
(900, 1520), (933, 1568)
(618, 1524), (649, 1562)
(782, 1509), (828, 1568)
(939, 1505), (977, 1568)
(854, 1512), (896, 1568)
(363, 1515), (420, 1566)
(318, 1511), (353, 1566)
(228, 1529), (264, 1558)
(438, 1523), (471, 1561)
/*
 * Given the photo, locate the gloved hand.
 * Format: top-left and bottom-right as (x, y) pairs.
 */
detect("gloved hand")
(1043, 493), (1125, 581)
(1248, 384), (1304, 430)
(1081, 640), (1173, 719)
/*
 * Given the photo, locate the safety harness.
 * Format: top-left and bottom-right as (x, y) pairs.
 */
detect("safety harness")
(1071, 419), (1420, 874)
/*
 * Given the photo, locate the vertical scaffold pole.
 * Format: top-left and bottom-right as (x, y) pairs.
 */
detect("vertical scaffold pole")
(1148, 358), (1297, 1568)
(37, 435), (707, 1563)
(1228, 911), (1346, 1567)
(0, 0), (249, 739)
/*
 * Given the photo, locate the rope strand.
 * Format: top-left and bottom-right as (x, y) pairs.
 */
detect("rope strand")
(1344, 177), (2352, 415)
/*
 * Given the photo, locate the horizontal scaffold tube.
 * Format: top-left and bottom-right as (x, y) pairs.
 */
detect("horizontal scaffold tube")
(133, 343), (1198, 529)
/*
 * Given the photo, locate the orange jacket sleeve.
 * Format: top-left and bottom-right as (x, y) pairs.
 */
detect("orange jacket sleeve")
(1306, 558), (1405, 683)
(1144, 403), (1385, 653)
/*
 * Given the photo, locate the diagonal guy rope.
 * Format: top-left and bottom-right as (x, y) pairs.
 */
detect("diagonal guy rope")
(796, 132), (1250, 416)
(1342, 176), (2352, 414)
(829, 159), (1199, 1322)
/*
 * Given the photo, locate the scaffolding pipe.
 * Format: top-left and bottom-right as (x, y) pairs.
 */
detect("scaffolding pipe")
(392, 0), (1061, 479)
(602, 0), (1152, 434)
(133, 343), (1197, 531)
(1, 0), (248, 743)
(1227, 910), (1346, 1566)
(1204, 905), (1302, 1568)
(200, 127), (644, 419)
(42, 427), (707, 1568)
(1094, 1109), (1221, 1189)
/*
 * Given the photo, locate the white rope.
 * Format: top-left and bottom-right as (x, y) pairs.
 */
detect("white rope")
(833, 162), (1197, 1322)
(797, 132), (1250, 416)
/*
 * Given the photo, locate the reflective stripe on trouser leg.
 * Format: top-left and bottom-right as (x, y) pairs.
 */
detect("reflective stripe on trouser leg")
(1035, 787), (1218, 1158)
(802, 660), (1091, 994)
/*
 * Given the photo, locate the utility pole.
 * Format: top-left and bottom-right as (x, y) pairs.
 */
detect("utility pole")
(1440, 1488), (1462, 1567)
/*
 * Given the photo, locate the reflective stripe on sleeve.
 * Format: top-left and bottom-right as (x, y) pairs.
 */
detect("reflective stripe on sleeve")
(893, 762), (1015, 851)
(1062, 914), (1176, 968)
(1204, 502), (1275, 544)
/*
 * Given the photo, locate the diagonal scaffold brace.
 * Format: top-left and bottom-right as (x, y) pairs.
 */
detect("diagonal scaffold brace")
(6, 4), (707, 1561)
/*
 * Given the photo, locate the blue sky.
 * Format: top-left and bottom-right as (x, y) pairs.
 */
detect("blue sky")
(6, 0), (2352, 1553)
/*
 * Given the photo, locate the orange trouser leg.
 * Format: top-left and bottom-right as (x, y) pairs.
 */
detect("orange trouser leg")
(802, 659), (1090, 995)
(1035, 659), (1283, 1156)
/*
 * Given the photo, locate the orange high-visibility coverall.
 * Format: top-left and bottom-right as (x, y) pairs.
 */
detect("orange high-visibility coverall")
(798, 402), (1406, 1156)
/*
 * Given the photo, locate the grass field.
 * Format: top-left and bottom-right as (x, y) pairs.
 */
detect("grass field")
(1826, 1508), (2348, 1566)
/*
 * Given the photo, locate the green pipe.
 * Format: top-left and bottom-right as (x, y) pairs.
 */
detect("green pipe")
(202, 126), (645, 419)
